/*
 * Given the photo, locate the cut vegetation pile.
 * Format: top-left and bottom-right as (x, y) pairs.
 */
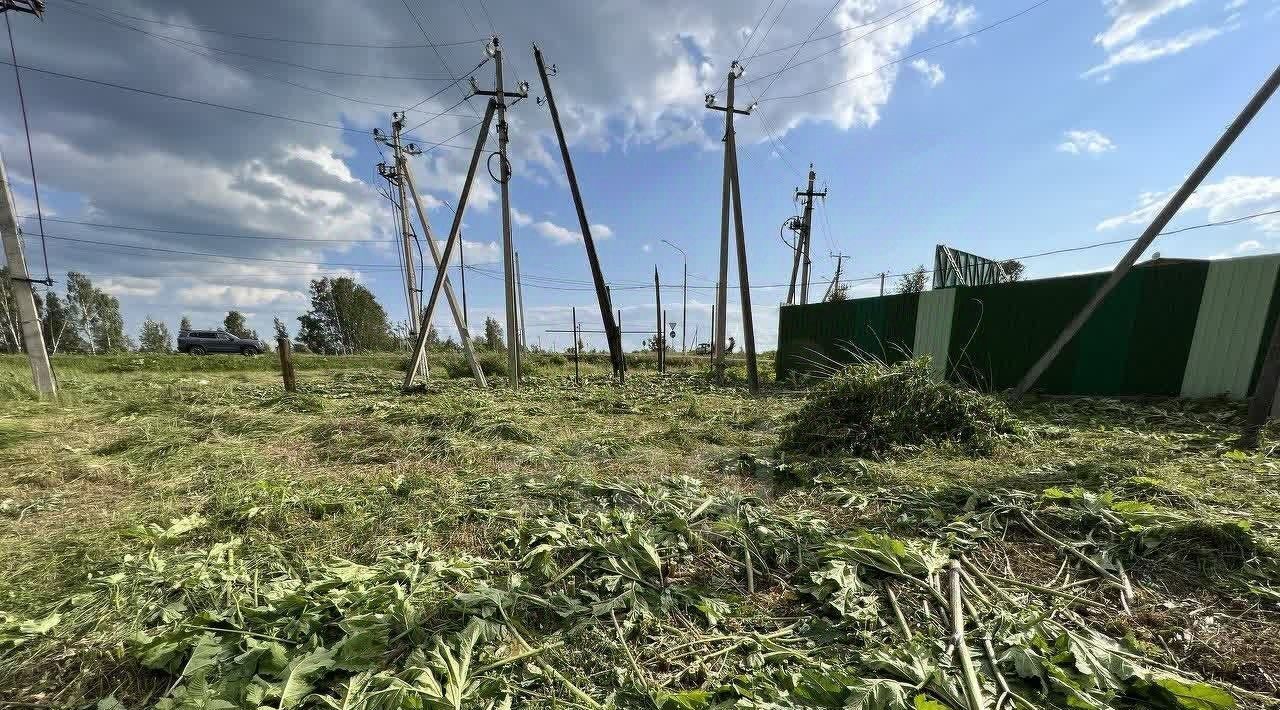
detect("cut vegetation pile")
(780, 358), (1021, 457)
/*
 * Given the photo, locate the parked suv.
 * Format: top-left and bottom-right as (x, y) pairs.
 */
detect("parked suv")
(178, 329), (266, 356)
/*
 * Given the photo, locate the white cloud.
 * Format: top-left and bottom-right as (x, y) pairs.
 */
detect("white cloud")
(909, 59), (945, 87)
(510, 207), (533, 227)
(1224, 0), (1247, 9)
(177, 284), (308, 308)
(642, 243), (652, 253)
(533, 219), (614, 245)
(1097, 175), (1280, 232)
(947, 5), (979, 30)
(100, 276), (163, 298)
(1094, 0), (1195, 50)
(1083, 25), (1227, 79)
(1056, 129), (1116, 154)
(1209, 239), (1263, 259)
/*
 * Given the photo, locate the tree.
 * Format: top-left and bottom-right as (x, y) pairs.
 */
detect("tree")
(999, 259), (1026, 282)
(223, 311), (256, 339)
(65, 272), (131, 353)
(179, 315), (193, 332)
(481, 316), (504, 351)
(297, 277), (394, 354)
(39, 291), (82, 354)
(894, 265), (929, 294)
(0, 266), (21, 353)
(272, 317), (289, 342)
(824, 283), (850, 302)
(138, 316), (172, 353)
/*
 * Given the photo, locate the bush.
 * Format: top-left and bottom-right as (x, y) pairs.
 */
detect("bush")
(779, 357), (1019, 458)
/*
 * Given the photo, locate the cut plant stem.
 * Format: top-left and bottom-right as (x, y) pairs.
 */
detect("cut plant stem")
(886, 586), (913, 641)
(1017, 510), (1123, 586)
(950, 561), (986, 710)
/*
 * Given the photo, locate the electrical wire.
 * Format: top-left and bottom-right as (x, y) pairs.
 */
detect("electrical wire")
(754, 0), (842, 102)
(761, 0), (1055, 102)
(0, 59), (481, 151)
(400, 0), (483, 118)
(41, 234), (403, 269)
(5, 11), (51, 283)
(55, 0), (489, 49)
(19, 216), (402, 244)
(742, 0), (934, 61)
(741, 0), (941, 92)
(735, 0), (778, 63)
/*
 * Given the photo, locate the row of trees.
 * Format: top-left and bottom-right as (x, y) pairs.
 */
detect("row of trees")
(1, 268), (132, 354)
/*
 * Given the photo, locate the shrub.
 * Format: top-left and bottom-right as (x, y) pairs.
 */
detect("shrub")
(779, 357), (1019, 458)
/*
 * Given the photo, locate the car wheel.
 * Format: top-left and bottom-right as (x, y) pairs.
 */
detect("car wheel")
(241, 346), (260, 356)
(189, 346), (207, 356)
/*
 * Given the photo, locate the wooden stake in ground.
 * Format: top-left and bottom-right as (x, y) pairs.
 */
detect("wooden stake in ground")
(1239, 310), (1280, 449)
(276, 336), (296, 393)
(0, 154), (55, 397)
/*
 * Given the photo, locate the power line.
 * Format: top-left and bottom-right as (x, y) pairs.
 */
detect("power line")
(400, 0), (482, 118)
(5, 11), (51, 283)
(404, 57), (490, 117)
(42, 233), (403, 268)
(754, 0), (842, 102)
(61, 5), (463, 82)
(0, 59), (481, 151)
(761, 0), (1055, 102)
(742, 0), (934, 61)
(742, 0), (941, 92)
(54, 0), (489, 49)
(20, 216), (403, 244)
(735, 0), (778, 63)
(61, 4), (478, 121)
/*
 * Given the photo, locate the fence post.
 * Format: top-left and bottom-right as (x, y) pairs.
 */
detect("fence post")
(1239, 318), (1280, 449)
(277, 336), (297, 393)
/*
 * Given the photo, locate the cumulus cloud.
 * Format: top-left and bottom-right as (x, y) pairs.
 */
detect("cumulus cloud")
(1056, 129), (1116, 154)
(909, 59), (945, 87)
(1097, 176), (1280, 232)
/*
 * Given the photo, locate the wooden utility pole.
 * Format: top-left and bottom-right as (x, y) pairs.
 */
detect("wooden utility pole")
(0, 155), (55, 397)
(879, 272), (886, 297)
(824, 252), (847, 301)
(661, 239), (687, 353)
(1013, 62), (1280, 401)
(795, 165), (827, 305)
(403, 97), (499, 389)
(276, 336), (296, 392)
(379, 114), (426, 378)
(533, 44), (625, 379)
(571, 305), (580, 385)
(705, 61), (760, 392)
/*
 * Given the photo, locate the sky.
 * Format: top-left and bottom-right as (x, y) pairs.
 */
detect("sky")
(1, 0), (1278, 353)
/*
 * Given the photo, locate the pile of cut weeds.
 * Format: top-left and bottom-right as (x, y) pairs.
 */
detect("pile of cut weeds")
(780, 358), (1020, 458)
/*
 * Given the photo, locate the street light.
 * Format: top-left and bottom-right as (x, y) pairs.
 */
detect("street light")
(661, 239), (687, 353)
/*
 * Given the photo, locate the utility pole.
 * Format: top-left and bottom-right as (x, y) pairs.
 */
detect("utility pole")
(458, 232), (468, 329)
(534, 44), (625, 379)
(824, 252), (847, 302)
(515, 250), (527, 350)
(0, 154), (55, 397)
(654, 266), (662, 373)
(705, 62), (760, 392)
(1013, 62), (1280, 401)
(379, 114), (426, 378)
(795, 165), (826, 305)
(662, 239), (686, 352)
(879, 272), (886, 297)
(2, 1), (54, 397)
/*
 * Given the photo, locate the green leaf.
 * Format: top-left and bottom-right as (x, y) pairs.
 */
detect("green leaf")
(1133, 675), (1236, 710)
(913, 696), (947, 710)
(652, 689), (711, 709)
(18, 612), (61, 635)
(275, 646), (336, 710)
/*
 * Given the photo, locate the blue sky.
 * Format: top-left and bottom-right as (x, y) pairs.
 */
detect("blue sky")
(2, 0), (1278, 352)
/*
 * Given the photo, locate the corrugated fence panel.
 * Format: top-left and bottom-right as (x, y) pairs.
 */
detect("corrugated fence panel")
(1182, 255), (1280, 397)
(1121, 260), (1210, 396)
(948, 274), (1108, 393)
(775, 294), (919, 378)
(914, 288), (956, 377)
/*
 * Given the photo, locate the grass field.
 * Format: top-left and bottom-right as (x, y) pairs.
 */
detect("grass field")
(1, 353), (1278, 709)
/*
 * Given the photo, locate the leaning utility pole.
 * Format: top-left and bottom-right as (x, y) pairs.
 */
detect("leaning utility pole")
(705, 62), (760, 391)
(533, 44), (625, 379)
(402, 94), (503, 388)
(824, 252), (847, 302)
(1012, 62), (1280, 400)
(0, 154), (55, 396)
(795, 165), (826, 305)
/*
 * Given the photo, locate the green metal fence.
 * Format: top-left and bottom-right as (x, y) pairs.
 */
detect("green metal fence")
(775, 254), (1280, 399)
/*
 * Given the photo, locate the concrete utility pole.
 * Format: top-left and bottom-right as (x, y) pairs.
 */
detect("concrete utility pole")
(824, 252), (847, 302)
(654, 266), (662, 373)
(705, 62), (760, 392)
(795, 165), (827, 305)
(402, 96), (500, 389)
(1013, 62), (1280, 401)
(515, 250), (527, 350)
(0, 155), (55, 397)
(379, 114), (426, 378)
(466, 37), (528, 388)
(400, 160), (488, 387)
(533, 44), (626, 379)
(662, 239), (687, 352)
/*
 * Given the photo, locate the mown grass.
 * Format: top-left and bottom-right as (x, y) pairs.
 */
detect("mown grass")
(1, 354), (1278, 708)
